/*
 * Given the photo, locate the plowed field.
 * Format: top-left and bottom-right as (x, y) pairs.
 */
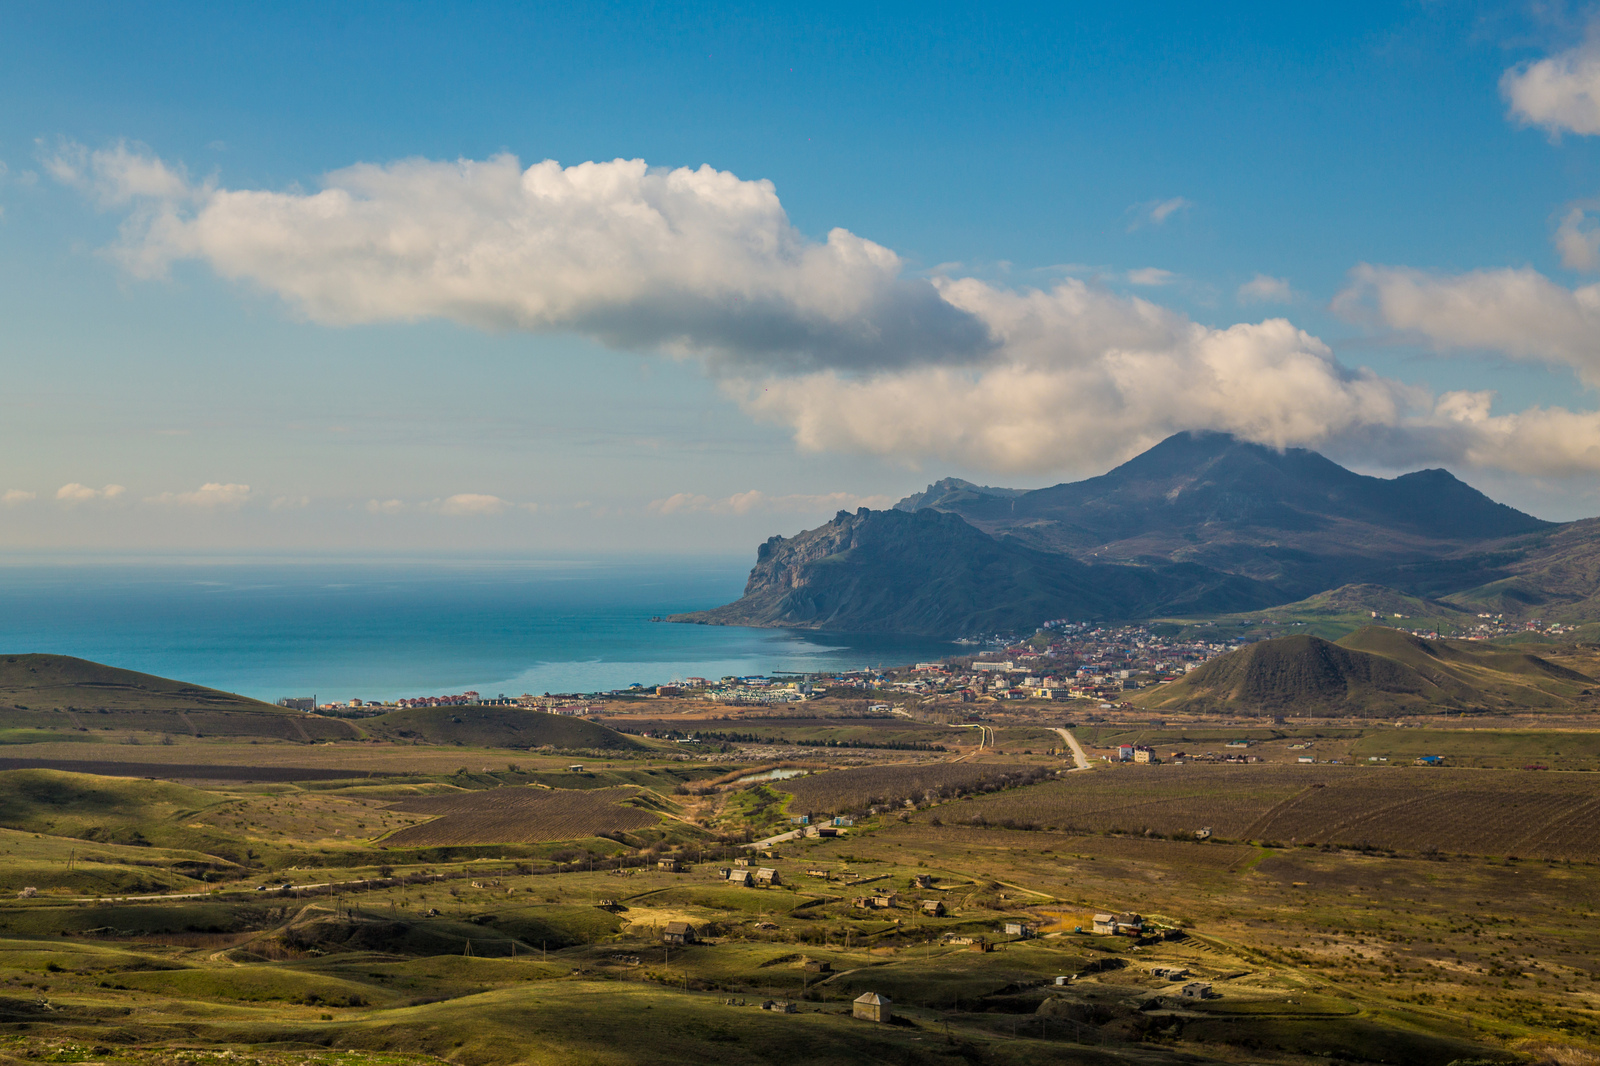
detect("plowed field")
(380, 786), (659, 845)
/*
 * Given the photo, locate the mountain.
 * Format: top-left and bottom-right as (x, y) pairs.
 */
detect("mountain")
(896, 432), (1553, 597)
(669, 506), (1280, 637)
(680, 432), (1599, 638)
(1132, 627), (1598, 717)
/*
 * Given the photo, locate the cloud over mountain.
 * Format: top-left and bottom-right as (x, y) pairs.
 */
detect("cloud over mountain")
(52, 143), (1600, 479)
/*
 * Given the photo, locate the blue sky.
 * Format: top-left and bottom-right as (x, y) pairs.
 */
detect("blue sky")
(5, 1), (1600, 553)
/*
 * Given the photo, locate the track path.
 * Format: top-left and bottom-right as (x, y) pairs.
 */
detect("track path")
(1048, 727), (1092, 771)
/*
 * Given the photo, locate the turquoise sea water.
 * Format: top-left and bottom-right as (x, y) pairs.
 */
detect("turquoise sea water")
(0, 557), (955, 702)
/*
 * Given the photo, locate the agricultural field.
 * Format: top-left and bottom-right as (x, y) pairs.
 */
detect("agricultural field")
(379, 786), (667, 845)
(779, 761), (1049, 815)
(928, 763), (1600, 861)
(0, 681), (1598, 1063)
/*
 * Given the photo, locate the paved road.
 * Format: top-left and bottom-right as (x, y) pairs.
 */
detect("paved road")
(1049, 727), (1092, 771)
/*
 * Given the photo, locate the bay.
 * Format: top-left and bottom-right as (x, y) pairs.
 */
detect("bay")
(0, 556), (955, 702)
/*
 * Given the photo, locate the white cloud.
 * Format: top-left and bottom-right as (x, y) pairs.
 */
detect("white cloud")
(1237, 274), (1294, 304)
(1127, 197), (1192, 231)
(1556, 205), (1600, 270)
(649, 490), (895, 516)
(1126, 267), (1177, 286)
(54, 145), (989, 374)
(1503, 37), (1600, 136)
(146, 482), (252, 507)
(59, 143), (1600, 480)
(1333, 263), (1600, 383)
(1, 490), (35, 505)
(425, 493), (509, 516)
(42, 139), (193, 208)
(55, 483), (125, 502)
(366, 498), (404, 515)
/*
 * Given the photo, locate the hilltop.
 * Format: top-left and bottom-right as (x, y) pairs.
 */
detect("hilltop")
(1132, 626), (1598, 717)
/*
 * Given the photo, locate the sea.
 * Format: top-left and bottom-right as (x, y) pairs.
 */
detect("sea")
(0, 556), (957, 703)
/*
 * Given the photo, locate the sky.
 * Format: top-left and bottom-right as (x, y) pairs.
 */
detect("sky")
(6, 1), (1600, 554)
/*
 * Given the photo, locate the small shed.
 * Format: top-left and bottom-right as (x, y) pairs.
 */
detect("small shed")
(657, 858), (682, 872)
(1180, 981), (1214, 1000)
(801, 958), (832, 973)
(662, 921), (698, 945)
(853, 992), (892, 1023)
(921, 899), (945, 916)
(727, 869), (754, 887)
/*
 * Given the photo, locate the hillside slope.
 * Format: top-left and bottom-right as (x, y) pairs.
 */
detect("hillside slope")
(0, 654), (359, 741)
(1133, 627), (1599, 717)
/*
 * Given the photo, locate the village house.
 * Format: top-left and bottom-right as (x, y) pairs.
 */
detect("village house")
(755, 867), (781, 886)
(762, 1000), (797, 1013)
(853, 992), (892, 1023)
(657, 858), (682, 872)
(1179, 981), (1215, 1000)
(912, 874), (933, 889)
(921, 899), (945, 916)
(733, 857), (753, 867)
(726, 869), (754, 887)
(1003, 921), (1034, 938)
(662, 921), (697, 945)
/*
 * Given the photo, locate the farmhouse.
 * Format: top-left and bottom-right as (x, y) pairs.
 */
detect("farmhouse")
(662, 921), (697, 945)
(1004, 921), (1034, 938)
(726, 869), (754, 887)
(657, 858), (682, 872)
(1092, 913), (1119, 936)
(755, 867), (781, 886)
(921, 899), (946, 916)
(853, 992), (892, 1023)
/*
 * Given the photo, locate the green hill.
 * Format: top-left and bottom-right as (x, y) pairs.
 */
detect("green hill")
(0, 768), (223, 846)
(1133, 626), (1599, 717)
(0, 654), (359, 742)
(362, 706), (645, 750)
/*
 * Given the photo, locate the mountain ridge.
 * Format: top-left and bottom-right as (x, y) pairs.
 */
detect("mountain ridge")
(677, 433), (1600, 638)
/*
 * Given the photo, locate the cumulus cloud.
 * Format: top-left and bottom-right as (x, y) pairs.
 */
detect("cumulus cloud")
(146, 482), (252, 507)
(1556, 205), (1600, 271)
(425, 493), (509, 516)
(51, 144), (989, 374)
(56, 483), (125, 502)
(649, 490), (895, 516)
(1333, 263), (1600, 383)
(56, 142), (1600, 479)
(1502, 36), (1600, 137)
(1237, 274), (1294, 304)
(2, 490), (35, 505)
(366, 498), (404, 515)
